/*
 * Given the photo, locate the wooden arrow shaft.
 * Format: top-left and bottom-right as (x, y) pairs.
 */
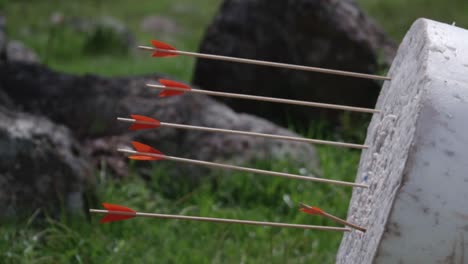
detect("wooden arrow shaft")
(118, 148), (368, 188)
(117, 117), (368, 149)
(320, 212), (367, 232)
(89, 209), (351, 231)
(139, 46), (390, 81)
(299, 203), (366, 232)
(147, 84), (380, 114)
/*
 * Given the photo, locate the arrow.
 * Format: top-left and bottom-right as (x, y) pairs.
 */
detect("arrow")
(147, 79), (380, 114)
(157, 79), (191, 97)
(90, 203), (352, 232)
(299, 203), (366, 232)
(124, 114), (161, 131)
(99, 203), (136, 223)
(138, 40), (391, 81)
(118, 115), (369, 149)
(118, 141), (368, 189)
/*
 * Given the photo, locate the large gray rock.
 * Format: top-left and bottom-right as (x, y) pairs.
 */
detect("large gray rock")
(337, 19), (468, 263)
(193, 0), (397, 126)
(0, 61), (320, 177)
(0, 106), (91, 217)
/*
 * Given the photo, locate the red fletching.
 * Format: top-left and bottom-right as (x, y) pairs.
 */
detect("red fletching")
(130, 141), (165, 161)
(129, 114), (160, 131)
(101, 203), (136, 223)
(151, 40), (177, 57)
(299, 205), (324, 216)
(158, 79), (191, 97)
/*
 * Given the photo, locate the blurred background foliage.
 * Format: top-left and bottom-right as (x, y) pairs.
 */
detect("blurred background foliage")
(1, 0), (467, 263)
(3, 0), (222, 78)
(3, 0), (467, 79)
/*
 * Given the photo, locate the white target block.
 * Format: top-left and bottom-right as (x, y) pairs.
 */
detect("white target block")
(336, 19), (468, 263)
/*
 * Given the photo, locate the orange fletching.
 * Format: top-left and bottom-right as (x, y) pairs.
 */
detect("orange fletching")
(158, 79), (191, 97)
(130, 141), (165, 160)
(129, 155), (161, 160)
(151, 40), (177, 57)
(101, 203), (136, 223)
(129, 114), (160, 131)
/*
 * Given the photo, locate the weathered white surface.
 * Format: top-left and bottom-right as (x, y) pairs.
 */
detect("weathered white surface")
(336, 19), (468, 264)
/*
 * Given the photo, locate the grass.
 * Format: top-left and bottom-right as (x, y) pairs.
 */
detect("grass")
(1, 145), (361, 263)
(3, 0), (222, 79)
(4, 0), (467, 78)
(2, 0), (467, 263)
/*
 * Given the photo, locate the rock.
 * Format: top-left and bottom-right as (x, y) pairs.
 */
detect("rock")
(0, 13), (38, 63)
(171, 2), (199, 15)
(140, 16), (179, 35)
(48, 15), (135, 55)
(0, 106), (91, 217)
(5, 40), (39, 63)
(83, 136), (131, 178)
(193, 0), (397, 126)
(337, 19), (468, 263)
(0, 61), (320, 177)
(82, 16), (136, 55)
(0, 15), (39, 64)
(49, 12), (65, 25)
(0, 15), (39, 63)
